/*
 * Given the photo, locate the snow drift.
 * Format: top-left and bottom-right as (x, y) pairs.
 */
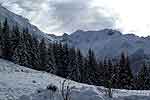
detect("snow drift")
(0, 59), (149, 100)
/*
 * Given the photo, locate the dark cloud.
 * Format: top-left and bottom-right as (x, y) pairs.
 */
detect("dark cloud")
(1, 0), (117, 35)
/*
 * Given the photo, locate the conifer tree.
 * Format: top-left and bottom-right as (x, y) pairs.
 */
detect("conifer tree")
(2, 18), (12, 59)
(86, 49), (99, 85)
(30, 38), (40, 69)
(13, 31), (28, 66)
(97, 61), (105, 85)
(68, 47), (78, 80)
(39, 38), (48, 71)
(11, 25), (20, 50)
(76, 49), (84, 82)
(137, 63), (150, 90)
(23, 28), (35, 68)
(62, 43), (70, 77)
(0, 22), (2, 34)
(106, 59), (114, 87)
(55, 43), (65, 77)
(118, 53), (133, 89)
(56, 43), (70, 78)
(47, 43), (56, 74)
(0, 21), (2, 54)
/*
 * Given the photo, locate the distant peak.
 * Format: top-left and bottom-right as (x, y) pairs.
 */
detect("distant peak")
(74, 30), (85, 33)
(63, 33), (69, 37)
(72, 29), (122, 37)
(108, 30), (122, 36)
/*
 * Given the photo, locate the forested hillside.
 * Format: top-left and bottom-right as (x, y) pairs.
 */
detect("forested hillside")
(0, 19), (150, 90)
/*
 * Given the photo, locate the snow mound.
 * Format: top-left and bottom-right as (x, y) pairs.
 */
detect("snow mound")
(19, 86), (150, 100)
(0, 59), (61, 99)
(19, 87), (106, 100)
(0, 59), (150, 100)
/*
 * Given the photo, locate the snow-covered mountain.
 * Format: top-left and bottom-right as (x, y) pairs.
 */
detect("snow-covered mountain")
(0, 5), (53, 42)
(68, 29), (150, 58)
(57, 29), (150, 73)
(0, 59), (150, 100)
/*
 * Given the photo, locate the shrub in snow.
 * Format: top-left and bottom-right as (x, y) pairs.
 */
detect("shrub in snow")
(36, 88), (45, 94)
(60, 80), (75, 100)
(32, 80), (36, 83)
(21, 69), (24, 72)
(46, 84), (58, 92)
(37, 90), (42, 93)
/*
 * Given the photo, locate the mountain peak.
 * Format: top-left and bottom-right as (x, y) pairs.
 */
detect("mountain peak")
(72, 30), (85, 34)
(62, 33), (69, 37)
(71, 29), (122, 38)
(100, 29), (122, 36)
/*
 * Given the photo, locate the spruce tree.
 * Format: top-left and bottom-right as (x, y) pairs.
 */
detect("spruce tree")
(76, 49), (84, 82)
(97, 61), (105, 86)
(118, 52), (133, 89)
(47, 43), (56, 74)
(55, 43), (64, 77)
(2, 18), (12, 59)
(0, 22), (2, 56)
(107, 59), (114, 87)
(0, 22), (2, 34)
(30, 38), (40, 69)
(112, 62), (120, 88)
(62, 43), (70, 77)
(13, 31), (28, 66)
(86, 49), (99, 85)
(68, 47), (78, 81)
(137, 63), (150, 90)
(23, 28), (35, 68)
(53, 42), (60, 74)
(11, 25), (21, 58)
(82, 57), (90, 83)
(39, 38), (48, 71)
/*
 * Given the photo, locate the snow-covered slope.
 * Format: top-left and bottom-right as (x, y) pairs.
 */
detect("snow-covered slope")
(0, 59), (150, 100)
(0, 5), (53, 42)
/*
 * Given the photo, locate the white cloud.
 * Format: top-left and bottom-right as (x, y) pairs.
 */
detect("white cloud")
(93, 0), (150, 36)
(1, 0), (116, 35)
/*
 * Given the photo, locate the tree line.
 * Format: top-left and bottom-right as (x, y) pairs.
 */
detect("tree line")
(0, 19), (150, 90)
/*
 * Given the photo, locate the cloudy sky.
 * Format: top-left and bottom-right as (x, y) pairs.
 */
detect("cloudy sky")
(1, 0), (150, 36)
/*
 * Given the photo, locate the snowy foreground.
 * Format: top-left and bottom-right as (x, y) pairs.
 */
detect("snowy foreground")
(0, 59), (150, 100)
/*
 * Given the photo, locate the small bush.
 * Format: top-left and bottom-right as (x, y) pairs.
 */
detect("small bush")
(37, 89), (42, 93)
(36, 88), (44, 94)
(32, 80), (36, 83)
(21, 69), (24, 72)
(46, 84), (58, 92)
